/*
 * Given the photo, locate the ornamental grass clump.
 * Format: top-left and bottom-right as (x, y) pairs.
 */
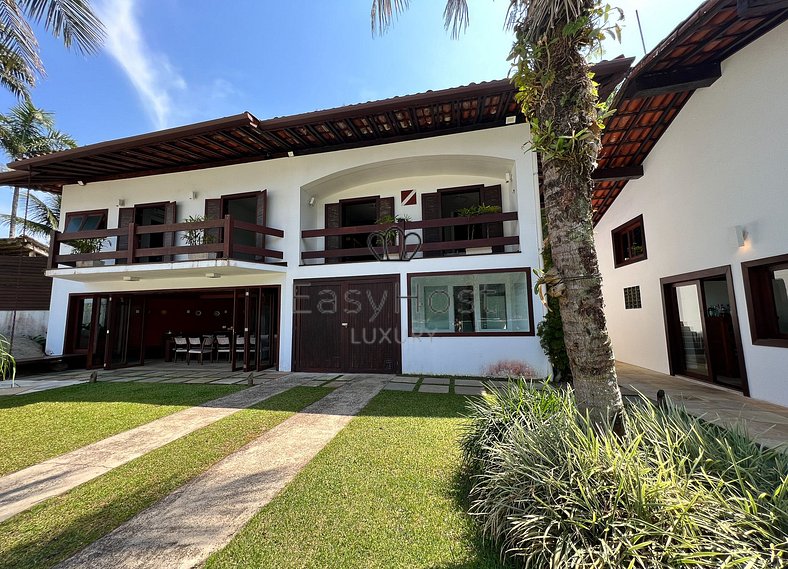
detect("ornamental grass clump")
(462, 382), (788, 568)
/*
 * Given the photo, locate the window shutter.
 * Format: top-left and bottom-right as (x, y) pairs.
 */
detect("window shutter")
(162, 201), (177, 261)
(377, 196), (394, 221)
(421, 192), (441, 258)
(115, 207), (135, 264)
(256, 190), (268, 258)
(204, 198), (222, 249)
(481, 184), (504, 253)
(324, 202), (341, 264)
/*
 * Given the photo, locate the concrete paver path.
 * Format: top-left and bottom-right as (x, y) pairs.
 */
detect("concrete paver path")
(58, 376), (386, 569)
(0, 375), (313, 522)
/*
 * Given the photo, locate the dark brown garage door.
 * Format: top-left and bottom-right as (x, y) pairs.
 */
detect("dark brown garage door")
(293, 275), (401, 373)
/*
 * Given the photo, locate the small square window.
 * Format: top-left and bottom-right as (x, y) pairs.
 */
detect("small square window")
(624, 286), (642, 309)
(742, 254), (788, 347)
(612, 215), (647, 268)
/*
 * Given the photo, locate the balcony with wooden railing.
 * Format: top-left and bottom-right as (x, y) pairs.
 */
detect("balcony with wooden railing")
(300, 211), (519, 264)
(48, 215), (285, 271)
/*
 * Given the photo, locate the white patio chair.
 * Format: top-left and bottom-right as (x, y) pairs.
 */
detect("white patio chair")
(216, 335), (231, 362)
(187, 336), (213, 365)
(173, 336), (188, 362)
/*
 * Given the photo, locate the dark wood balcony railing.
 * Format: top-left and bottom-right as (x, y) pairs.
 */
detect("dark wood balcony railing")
(300, 211), (519, 262)
(48, 215), (285, 269)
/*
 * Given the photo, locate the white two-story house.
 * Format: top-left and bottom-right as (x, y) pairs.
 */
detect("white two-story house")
(0, 66), (630, 374)
(0, 64), (629, 376)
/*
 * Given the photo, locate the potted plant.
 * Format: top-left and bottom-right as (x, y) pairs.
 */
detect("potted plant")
(456, 204), (501, 255)
(68, 237), (107, 267)
(182, 215), (218, 260)
(374, 214), (411, 259)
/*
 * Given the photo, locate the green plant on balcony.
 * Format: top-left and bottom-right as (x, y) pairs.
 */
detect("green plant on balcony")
(67, 237), (106, 267)
(182, 215), (218, 246)
(455, 204), (501, 241)
(183, 215), (218, 261)
(375, 214), (411, 245)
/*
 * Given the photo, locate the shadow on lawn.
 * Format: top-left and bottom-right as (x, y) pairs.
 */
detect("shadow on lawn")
(431, 468), (514, 569)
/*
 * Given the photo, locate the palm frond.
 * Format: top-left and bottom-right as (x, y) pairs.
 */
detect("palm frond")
(19, 0), (105, 55)
(0, 191), (60, 238)
(0, 44), (34, 97)
(443, 0), (469, 39)
(370, 0), (410, 36)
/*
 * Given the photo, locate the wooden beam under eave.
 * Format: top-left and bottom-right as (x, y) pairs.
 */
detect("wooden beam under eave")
(738, 0), (788, 17)
(630, 62), (721, 99)
(592, 165), (644, 182)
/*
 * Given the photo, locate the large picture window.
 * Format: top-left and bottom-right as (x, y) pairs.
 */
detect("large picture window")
(408, 269), (533, 336)
(742, 254), (788, 348)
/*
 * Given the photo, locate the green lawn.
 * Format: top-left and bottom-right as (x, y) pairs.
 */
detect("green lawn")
(0, 381), (243, 476)
(207, 391), (509, 569)
(0, 386), (332, 569)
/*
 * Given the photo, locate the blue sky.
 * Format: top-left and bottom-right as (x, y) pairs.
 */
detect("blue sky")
(0, 0), (701, 224)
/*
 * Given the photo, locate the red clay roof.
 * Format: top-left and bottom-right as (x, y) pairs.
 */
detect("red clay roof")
(593, 0), (788, 222)
(0, 59), (632, 193)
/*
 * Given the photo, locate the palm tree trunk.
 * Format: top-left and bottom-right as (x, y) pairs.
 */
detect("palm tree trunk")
(538, 39), (624, 427)
(8, 186), (19, 237)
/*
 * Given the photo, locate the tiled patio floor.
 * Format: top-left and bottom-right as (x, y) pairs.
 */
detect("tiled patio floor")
(616, 361), (788, 449)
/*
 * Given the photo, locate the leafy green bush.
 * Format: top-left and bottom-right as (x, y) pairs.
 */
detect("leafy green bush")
(462, 382), (788, 568)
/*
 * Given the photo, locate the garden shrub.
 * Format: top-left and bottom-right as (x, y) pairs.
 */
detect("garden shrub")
(462, 382), (788, 568)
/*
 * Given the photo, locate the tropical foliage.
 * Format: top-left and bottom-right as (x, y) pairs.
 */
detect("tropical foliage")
(0, 100), (76, 237)
(371, 0), (625, 426)
(0, 334), (15, 382)
(462, 382), (788, 567)
(0, 0), (104, 98)
(0, 190), (59, 238)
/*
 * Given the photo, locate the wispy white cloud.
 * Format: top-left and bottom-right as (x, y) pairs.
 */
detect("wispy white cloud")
(96, 0), (185, 129)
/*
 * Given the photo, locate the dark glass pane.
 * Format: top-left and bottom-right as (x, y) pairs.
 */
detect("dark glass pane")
(675, 284), (708, 376)
(772, 268), (788, 334)
(453, 286), (475, 332)
(65, 215), (85, 233)
(480, 284), (507, 330)
(424, 285), (451, 331)
(76, 298), (93, 350)
(82, 214), (104, 231)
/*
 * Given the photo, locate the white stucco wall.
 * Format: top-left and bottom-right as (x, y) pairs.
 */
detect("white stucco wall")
(48, 124), (549, 377)
(595, 22), (788, 406)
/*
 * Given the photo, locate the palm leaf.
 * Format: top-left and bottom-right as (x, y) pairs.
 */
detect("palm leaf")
(370, 0), (410, 36)
(19, 0), (105, 55)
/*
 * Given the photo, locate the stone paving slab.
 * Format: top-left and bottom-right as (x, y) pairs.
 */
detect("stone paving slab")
(57, 377), (387, 569)
(0, 374), (311, 523)
(384, 382), (415, 392)
(455, 386), (484, 395)
(391, 376), (419, 384)
(419, 384), (449, 394)
(455, 379), (484, 387)
(422, 377), (450, 385)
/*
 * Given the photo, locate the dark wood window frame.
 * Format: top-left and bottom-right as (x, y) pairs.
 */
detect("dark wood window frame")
(63, 209), (108, 232)
(406, 267), (535, 337)
(612, 214), (647, 268)
(742, 253), (788, 348)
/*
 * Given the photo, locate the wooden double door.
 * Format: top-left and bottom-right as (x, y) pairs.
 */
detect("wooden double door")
(293, 275), (401, 373)
(661, 267), (748, 393)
